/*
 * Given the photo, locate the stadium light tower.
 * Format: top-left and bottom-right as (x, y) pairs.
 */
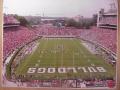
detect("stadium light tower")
(4, 6), (8, 14)
(109, 0), (117, 14)
(42, 12), (45, 17)
(113, 0), (118, 9)
(36, 14), (41, 16)
(42, 8), (45, 17)
(111, 0), (117, 10)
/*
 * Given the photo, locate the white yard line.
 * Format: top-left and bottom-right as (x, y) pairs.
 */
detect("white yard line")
(61, 44), (63, 67)
(72, 39), (77, 66)
(53, 39), (57, 67)
(73, 52), (75, 66)
(38, 38), (48, 66)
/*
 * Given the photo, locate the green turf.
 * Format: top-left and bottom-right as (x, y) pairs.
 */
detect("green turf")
(15, 38), (115, 79)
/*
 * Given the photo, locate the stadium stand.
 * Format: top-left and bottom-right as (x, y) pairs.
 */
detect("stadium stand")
(97, 5), (117, 29)
(79, 26), (117, 53)
(3, 12), (117, 88)
(4, 14), (20, 28)
(11, 78), (115, 88)
(3, 24), (117, 60)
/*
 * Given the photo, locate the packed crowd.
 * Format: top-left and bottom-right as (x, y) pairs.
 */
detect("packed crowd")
(33, 25), (80, 36)
(3, 25), (117, 60)
(81, 40), (116, 66)
(79, 26), (117, 53)
(4, 14), (20, 25)
(3, 26), (37, 60)
(3, 16), (117, 88)
(34, 25), (117, 53)
(11, 41), (39, 68)
(13, 78), (115, 88)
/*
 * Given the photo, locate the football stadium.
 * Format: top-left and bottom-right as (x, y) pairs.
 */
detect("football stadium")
(2, 0), (117, 88)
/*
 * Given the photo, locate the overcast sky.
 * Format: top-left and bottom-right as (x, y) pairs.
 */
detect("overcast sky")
(3, 0), (117, 17)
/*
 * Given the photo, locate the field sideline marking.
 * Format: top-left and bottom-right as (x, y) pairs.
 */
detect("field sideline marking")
(72, 39), (78, 66)
(61, 38), (64, 67)
(54, 39), (57, 67)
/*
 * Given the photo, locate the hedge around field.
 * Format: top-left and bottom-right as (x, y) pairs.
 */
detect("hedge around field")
(6, 36), (42, 80)
(6, 48), (21, 80)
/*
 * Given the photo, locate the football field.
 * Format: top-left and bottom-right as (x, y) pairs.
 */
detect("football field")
(14, 38), (115, 80)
